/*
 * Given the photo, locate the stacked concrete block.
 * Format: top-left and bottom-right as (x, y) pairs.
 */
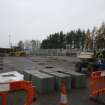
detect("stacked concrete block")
(0, 91), (27, 105)
(0, 57), (3, 70)
(60, 70), (87, 88)
(45, 71), (72, 91)
(31, 71), (55, 94)
(7, 90), (27, 105)
(39, 69), (54, 74)
(23, 70), (36, 81)
(23, 70), (55, 94)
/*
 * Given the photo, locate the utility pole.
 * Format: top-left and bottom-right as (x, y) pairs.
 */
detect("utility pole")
(92, 27), (96, 52)
(92, 32), (95, 51)
(9, 33), (12, 48)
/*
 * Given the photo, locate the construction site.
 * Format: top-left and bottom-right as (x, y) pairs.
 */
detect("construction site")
(1, 24), (105, 105)
(0, 0), (105, 105)
(0, 51), (105, 105)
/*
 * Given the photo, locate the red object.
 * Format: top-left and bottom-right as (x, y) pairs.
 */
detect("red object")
(0, 80), (36, 105)
(89, 71), (105, 99)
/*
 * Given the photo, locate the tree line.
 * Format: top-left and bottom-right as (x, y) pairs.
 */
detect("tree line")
(17, 22), (105, 51)
(41, 30), (85, 49)
(41, 22), (105, 50)
(17, 40), (40, 51)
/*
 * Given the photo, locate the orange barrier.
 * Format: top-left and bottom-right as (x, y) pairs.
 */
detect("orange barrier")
(59, 82), (68, 105)
(89, 71), (105, 99)
(0, 81), (36, 105)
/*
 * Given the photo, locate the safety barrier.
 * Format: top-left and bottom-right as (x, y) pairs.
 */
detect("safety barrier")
(89, 71), (105, 98)
(0, 80), (36, 105)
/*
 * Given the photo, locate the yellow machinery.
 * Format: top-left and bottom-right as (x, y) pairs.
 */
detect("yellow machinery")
(15, 51), (26, 56)
(9, 51), (26, 56)
(9, 47), (26, 56)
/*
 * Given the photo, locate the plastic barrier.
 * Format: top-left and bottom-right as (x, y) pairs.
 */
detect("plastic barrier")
(89, 71), (105, 99)
(0, 81), (36, 105)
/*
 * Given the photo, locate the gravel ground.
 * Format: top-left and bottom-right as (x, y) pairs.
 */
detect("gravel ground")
(0, 56), (103, 105)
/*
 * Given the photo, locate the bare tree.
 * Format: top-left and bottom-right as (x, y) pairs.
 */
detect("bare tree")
(96, 22), (105, 49)
(17, 41), (24, 51)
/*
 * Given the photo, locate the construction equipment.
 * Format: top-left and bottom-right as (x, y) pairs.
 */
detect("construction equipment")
(75, 50), (105, 74)
(15, 51), (26, 56)
(75, 29), (105, 74)
(9, 47), (26, 56)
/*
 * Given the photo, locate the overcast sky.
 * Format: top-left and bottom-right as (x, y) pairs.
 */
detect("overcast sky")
(0, 0), (105, 47)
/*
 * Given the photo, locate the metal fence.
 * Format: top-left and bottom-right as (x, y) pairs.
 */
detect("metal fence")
(29, 49), (80, 56)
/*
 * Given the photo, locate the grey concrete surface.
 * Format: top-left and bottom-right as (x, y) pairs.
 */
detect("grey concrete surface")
(0, 56), (103, 105)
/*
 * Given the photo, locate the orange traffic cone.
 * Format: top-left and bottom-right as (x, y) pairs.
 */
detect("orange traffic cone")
(59, 82), (68, 105)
